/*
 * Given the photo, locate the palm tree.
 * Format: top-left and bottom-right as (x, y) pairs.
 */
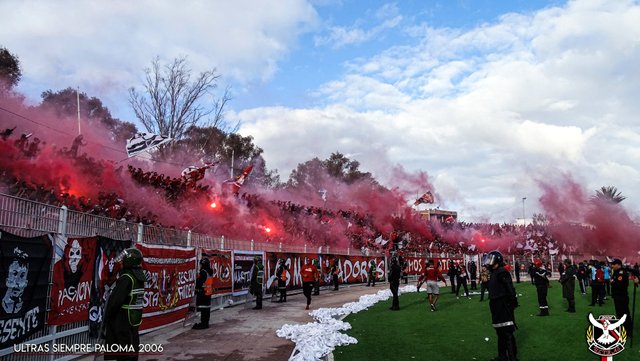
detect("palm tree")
(592, 186), (626, 204)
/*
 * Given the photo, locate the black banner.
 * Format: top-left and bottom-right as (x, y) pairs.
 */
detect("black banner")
(0, 231), (52, 350)
(88, 237), (132, 338)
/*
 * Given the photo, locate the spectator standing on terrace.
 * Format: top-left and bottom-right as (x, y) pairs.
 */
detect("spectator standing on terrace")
(250, 256), (264, 310)
(276, 259), (288, 303)
(558, 259), (576, 313)
(533, 259), (550, 316)
(456, 264), (471, 299)
(424, 260), (446, 311)
(484, 251), (518, 361)
(447, 260), (458, 294)
(300, 259), (318, 310)
(389, 255), (401, 311)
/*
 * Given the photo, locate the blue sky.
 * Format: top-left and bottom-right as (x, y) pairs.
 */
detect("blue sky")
(2, 0), (640, 223)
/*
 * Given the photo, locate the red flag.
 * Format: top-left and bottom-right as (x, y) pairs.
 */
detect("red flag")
(224, 164), (254, 194)
(413, 191), (434, 205)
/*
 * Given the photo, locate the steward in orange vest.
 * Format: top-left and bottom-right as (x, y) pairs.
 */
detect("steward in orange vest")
(194, 257), (213, 329)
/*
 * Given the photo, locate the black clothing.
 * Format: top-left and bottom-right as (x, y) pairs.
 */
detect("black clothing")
(250, 263), (264, 309)
(303, 282), (313, 306)
(456, 269), (470, 297)
(514, 262), (520, 283)
(469, 262), (478, 290)
(611, 268), (632, 337)
(276, 264), (288, 302)
(559, 265), (576, 312)
(104, 267), (145, 361)
(331, 264), (339, 290)
(389, 262), (401, 310)
(448, 264), (458, 293)
(195, 267), (212, 327)
(533, 267), (550, 315)
(487, 266), (518, 361)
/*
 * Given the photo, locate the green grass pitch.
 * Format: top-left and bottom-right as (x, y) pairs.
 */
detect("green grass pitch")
(335, 282), (639, 361)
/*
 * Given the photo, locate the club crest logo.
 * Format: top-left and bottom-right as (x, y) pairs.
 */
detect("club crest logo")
(586, 313), (627, 357)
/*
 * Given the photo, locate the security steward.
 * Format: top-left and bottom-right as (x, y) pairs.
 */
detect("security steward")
(193, 257), (213, 329)
(484, 251), (518, 361)
(611, 258), (639, 338)
(103, 247), (145, 361)
(276, 258), (288, 302)
(366, 259), (377, 287)
(250, 256), (264, 310)
(558, 258), (576, 313)
(533, 259), (550, 316)
(389, 255), (401, 310)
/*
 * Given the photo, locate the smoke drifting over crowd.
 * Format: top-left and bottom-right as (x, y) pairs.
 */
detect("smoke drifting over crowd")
(2, 89), (639, 260)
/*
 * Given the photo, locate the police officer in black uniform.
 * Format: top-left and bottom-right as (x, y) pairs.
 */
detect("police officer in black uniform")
(389, 255), (401, 311)
(532, 259), (550, 316)
(103, 248), (145, 361)
(447, 260), (458, 294)
(484, 251), (518, 361)
(193, 257), (213, 329)
(250, 256), (264, 310)
(611, 258), (639, 338)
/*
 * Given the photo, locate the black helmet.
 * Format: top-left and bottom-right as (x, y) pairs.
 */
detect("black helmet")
(483, 251), (503, 267)
(200, 257), (210, 268)
(122, 248), (143, 268)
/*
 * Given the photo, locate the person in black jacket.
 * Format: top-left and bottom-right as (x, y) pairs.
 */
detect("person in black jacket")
(447, 260), (458, 294)
(532, 259), (550, 316)
(103, 248), (145, 361)
(250, 256), (264, 310)
(275, 258), (288, 302)
(558, 259), (576, 313)
(611, 258), (639, 338)
(389, 255), (401, 310)
(193, 257), (213, 329)
(484, 251), (518, 361)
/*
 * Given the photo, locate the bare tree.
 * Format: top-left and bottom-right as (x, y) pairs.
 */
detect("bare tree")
(128, 56), (233, 140)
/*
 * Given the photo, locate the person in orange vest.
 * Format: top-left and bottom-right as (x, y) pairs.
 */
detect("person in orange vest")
(276, 258), (288, 302)
(193, 257), (213, 329)
(301, 258), (319, 310)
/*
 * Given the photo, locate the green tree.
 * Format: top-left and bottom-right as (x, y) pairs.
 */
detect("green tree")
(286, 152), (377, 190)
(40, 88), (137, 143)
(592, 186), (626, 204)
(0, 46), (22, 90)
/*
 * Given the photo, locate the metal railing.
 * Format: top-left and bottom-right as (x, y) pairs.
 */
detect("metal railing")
(0, 192), (381, 360)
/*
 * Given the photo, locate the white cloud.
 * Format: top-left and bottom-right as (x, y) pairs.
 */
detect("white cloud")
(1, 0), (318, 104)
(240, 0), (640, 222)
(314, 3), (402, 48)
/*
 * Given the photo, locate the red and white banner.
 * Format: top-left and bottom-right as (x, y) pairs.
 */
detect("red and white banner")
(265, 252), (319, 291)
(403, 256), (426, 275)
(319, 255), (386, 284)
(48, 236), (96, 325)
(137, 244), (196, 333)
(201, 249), (232, 295)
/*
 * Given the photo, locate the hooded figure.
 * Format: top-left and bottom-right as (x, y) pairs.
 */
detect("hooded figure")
(103, 248), (145, 361)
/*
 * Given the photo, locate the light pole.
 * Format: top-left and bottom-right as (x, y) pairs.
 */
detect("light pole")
(522, 197), (527, 226)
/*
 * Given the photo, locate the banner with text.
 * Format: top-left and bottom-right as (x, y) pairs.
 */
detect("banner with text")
(0, 231), (52, 350)
(137, 244), (196, 333)
(265, 252), (319, 292)
(201, 249), (232, 295)
(48, 236), (97, 325)
(319, 254), (386, 285)
(232, 251), (263, 295)
(88, 237), (132, 338)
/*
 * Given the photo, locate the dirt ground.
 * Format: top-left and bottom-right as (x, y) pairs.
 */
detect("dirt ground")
(84, 283), (387, 361)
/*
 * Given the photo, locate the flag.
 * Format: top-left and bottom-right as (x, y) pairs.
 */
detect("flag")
(413, 191), (435, 205)
(318, 189), (327, 202)
(181, 162), (218, 181)
(125, 132), (172, 157)
(224, 164), (254, 194)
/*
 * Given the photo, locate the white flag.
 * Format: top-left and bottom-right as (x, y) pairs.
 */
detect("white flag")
(126, 132), (172, 157)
